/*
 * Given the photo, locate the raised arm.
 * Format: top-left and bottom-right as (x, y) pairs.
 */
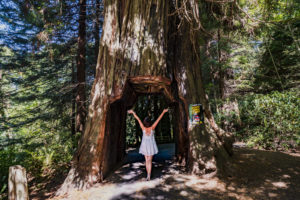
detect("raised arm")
(151, 109), (168, 129)
(127, 110), (145, 130)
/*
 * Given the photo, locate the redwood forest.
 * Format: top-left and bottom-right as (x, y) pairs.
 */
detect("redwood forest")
(0, 0), (299, 199)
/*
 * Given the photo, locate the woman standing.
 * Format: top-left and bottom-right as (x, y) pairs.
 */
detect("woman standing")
(127, 108), (168, 181)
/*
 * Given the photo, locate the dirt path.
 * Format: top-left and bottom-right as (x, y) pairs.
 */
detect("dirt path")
(45, 143), (300, 200)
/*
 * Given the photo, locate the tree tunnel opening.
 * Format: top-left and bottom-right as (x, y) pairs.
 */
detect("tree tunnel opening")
(125, 94), (175, 148)
(101, 76), (188, 178)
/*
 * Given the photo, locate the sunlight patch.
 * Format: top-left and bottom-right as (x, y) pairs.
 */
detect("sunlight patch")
(272, 181), (288, 188)
(282, 174), (290, 178)
(268, 192), (278, 198)
(179, 190), (188, 196)
(121, 171), (139, 180)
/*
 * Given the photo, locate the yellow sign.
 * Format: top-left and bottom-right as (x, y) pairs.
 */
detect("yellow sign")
(189, 104), (203, 125)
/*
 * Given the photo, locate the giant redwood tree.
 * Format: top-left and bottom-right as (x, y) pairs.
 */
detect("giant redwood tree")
(58, 0), (233, 194)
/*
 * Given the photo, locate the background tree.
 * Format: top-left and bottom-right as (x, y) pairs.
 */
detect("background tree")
(76, 0), (87, 133)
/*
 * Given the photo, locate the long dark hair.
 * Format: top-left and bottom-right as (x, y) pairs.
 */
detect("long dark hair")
(143, 116), (152, 128)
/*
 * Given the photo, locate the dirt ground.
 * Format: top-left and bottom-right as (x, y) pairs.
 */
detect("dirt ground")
(33, 143), (300, 200)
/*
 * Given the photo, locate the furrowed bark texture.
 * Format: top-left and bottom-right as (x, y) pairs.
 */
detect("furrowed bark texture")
(94, 0), (101, 68)
(57, 0), (232, 195)
(76, 0), (87, 133)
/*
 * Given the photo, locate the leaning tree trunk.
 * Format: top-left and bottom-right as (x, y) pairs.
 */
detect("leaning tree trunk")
(57, 0), (232, 195)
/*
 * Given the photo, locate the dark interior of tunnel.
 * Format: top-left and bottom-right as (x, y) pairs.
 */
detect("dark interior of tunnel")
(125, 94), (175, 148)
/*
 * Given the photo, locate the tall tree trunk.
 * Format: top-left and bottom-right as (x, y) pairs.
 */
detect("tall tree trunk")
(71, 61), (76, 136)
(57, 0), (232, 195)
(205, 40), (218, 101)
(217, 29), (225, 99)
(0, 69), (4, 120)
(76, 0), (87, 133)
(94, 0), (101, 69)
(0, 69), (3, 117)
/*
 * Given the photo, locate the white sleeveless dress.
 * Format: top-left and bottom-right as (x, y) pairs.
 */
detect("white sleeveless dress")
(139, 129), (158, 156)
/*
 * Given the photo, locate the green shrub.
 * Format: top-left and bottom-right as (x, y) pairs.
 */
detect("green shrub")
(238, 90), (300, 150)
(0, 129), (75, 196)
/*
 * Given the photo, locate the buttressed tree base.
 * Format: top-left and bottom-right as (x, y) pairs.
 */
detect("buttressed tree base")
(57, 0), (233, 195)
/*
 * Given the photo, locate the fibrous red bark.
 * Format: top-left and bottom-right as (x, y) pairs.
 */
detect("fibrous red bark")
(57, 0), (233, 195)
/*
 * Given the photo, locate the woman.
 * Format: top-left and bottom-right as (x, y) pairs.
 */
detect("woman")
(127, 108), (168, 181)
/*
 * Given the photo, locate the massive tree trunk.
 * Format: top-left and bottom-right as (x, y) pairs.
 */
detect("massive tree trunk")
(76, 0), (87, 133)
(57, 0), (233, 195)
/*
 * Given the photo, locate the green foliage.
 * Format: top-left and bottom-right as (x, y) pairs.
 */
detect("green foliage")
(0, 0), (298, 197)
(216, 90), (300, 150)
(0, 0), (102, 194)
(204, 0), (300, 152)
(254, 20), (300, 92)
(228, 37), (260, 93)
(126, 114), (138, 146)
(0, 130), (75, 195)
(239, 90), (300, 149)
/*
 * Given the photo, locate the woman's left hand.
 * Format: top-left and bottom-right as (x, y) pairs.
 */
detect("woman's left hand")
(127, 110), (134, 114)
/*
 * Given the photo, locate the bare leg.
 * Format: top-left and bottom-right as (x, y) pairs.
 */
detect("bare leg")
(148, 155), (153, 180)
(145, 155), (152, 180)
(144, 155), (149, 177)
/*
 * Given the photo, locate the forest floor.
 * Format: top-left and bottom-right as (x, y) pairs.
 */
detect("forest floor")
(31, 143), (300, 200)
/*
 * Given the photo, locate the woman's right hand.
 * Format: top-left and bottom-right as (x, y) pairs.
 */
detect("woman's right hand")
(163, 108), (169, 113)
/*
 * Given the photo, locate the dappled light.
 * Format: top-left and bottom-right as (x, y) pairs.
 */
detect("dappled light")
(50, 147), (300, 200)
(1, 0), (299, 199)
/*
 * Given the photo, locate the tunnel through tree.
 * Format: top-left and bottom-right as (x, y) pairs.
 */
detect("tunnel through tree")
(126, 94), (175, 148)
(102, 76), (188, 178)
(57, 1), (233, 195)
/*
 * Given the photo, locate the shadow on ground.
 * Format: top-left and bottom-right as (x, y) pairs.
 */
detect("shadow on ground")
(217, 147), (300, 200)
(103, 143), (182, 184)
(39, 143), (300, 200)
(102, 144), (300, 200)
(29, 166), (69, 200)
